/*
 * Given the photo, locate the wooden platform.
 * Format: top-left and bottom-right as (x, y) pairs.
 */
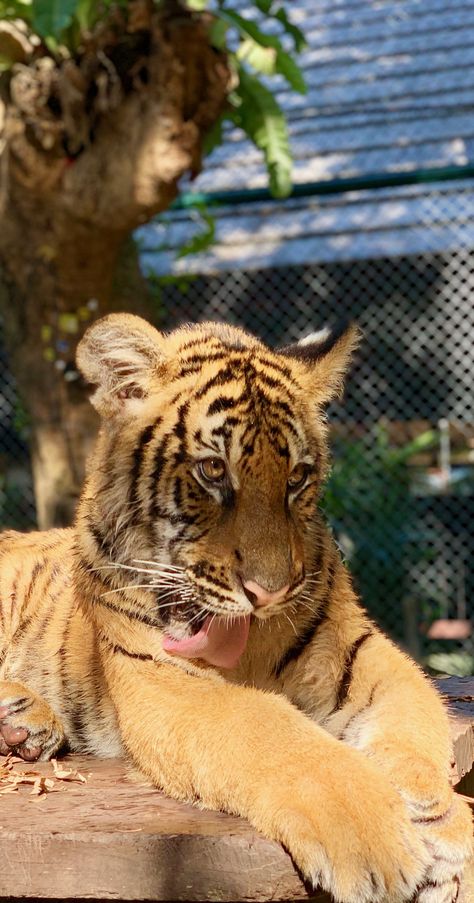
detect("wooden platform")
(0, 677), (472, 903)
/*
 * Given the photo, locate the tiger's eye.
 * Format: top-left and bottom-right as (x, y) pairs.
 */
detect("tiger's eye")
(288, 463), (309, 491)
(199, 457), (226, 483)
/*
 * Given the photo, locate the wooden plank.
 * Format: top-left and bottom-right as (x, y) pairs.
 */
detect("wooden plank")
(436, 677), (474, 786)
(0, 679), (471, 902)
(0, 757), (321, 902)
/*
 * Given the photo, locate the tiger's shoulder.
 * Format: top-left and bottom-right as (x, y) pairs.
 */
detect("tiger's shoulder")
(0, 527), (74, 561)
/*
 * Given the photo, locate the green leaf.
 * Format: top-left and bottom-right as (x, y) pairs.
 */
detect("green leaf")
(254, 3), (307, 52)
(217, 8), (281, 50)
(237, 38), (277, 76)
(202, 115), (224, 157)
(274, 48), (306, 93)
(209, 16), (227, 49)
(186, 0), (208, 9)
(31, 0), (79, 40)
(217, 8), (306, 93)
(274, 7), (306, 52)
(0, 0), (32, 21)
(231, 65), (292, 198)
(74, 0), (98, 31)
(176, 209), (216, 259)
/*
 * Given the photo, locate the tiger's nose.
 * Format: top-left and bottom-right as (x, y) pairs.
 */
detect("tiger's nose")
(241, 579), (290, 608)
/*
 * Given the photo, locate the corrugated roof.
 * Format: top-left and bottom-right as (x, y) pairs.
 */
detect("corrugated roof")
(139, 0), (474, 275)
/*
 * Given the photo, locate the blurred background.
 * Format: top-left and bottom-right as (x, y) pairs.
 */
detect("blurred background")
(1, 0), (473, 675)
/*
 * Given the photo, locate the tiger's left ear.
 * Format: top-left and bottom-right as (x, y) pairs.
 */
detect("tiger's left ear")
(76, 313), (167, 418)
(279, 322), (361, 404)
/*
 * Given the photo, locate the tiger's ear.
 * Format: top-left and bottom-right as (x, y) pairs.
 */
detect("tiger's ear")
(76, 313), (167, 418)
(279, 322), (360, 404)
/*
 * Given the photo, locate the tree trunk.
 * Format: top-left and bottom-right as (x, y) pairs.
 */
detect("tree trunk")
(0, 3), (230, 527)
(0, 222), (153, 528)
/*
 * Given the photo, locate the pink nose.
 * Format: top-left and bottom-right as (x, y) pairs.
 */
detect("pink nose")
(242, 579), (290, 608)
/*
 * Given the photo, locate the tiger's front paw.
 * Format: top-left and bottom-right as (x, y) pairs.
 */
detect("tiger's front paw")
(410, 793), (472, 903)
(258, 763), (430, 903)
(0, 681), (66, 761)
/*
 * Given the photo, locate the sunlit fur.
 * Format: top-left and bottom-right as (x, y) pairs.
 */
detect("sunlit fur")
(0, 315), (471, 903)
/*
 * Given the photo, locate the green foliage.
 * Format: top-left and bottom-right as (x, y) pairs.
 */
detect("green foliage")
(208, 0), (306, 197)
(0, 0), (305, 199)
(229, 67), (292, 197)
(323, 426), (438, 639)
(219, 8), (306, 93)
(0, 0), (32, 21)
(175, 207), (216, 259)
(31, 0), (77, 39)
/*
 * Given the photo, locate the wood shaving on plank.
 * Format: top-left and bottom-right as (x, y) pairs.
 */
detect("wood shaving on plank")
(0, 754), (87, 798)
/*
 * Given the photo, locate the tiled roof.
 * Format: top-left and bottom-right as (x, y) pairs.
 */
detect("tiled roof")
(140, 0), (474, 274)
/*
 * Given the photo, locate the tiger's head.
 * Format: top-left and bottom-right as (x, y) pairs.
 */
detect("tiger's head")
(76, 314), (358, 668)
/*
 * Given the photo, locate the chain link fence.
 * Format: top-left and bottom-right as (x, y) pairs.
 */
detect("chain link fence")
(0, 182), (473, 676)
(0, 340), (36, 529)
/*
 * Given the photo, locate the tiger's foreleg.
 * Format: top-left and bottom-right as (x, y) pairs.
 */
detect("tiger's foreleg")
(324, 630), (473, 902)
(0, 679), (66, 760)
(105, 651), (431, 903)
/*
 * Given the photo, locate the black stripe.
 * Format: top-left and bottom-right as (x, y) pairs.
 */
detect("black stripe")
(129, 419), (160, 516)
(169, 510), (199, 526)
(334, 631), (373, 711)
(110, 642), (153, 662)
(339, 680), (380, 740)
(58, 614), (72, 723)
(173, 475), (183, 510)
(11, 613), (33, 644)
(211, 416), (240, 437)
(174, 402), (190, 441)
(254, 370), (290, 395)
(178, 337), (222, 354)
(207, 395), (242, 417)
(196, 574), (232, 592)
(195, 363), (242, 399)
(167, 524), (211, 549)
(174, 352), (228, 379)
(0, 569), (11, 631)
(273, 561), (335, 678)
(411, 805), (452, 826)
(69, 691), (88, 746)
(149, 432), (171, 520)
(92, 595), (161, 628)
(24, 563), (63, 647)
(257, 356), (293, 380)
(258, 395), (294, 419)
(24, 560), (47, 608)
(279, 321), (351, 364)
(453, 876), (461, 903)
(273, 607), (328, 678)
(4, 696), (33, 715)
(87, 518), (114, 559)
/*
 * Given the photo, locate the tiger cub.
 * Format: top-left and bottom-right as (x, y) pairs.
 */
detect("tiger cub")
(0, 315), (471, 903)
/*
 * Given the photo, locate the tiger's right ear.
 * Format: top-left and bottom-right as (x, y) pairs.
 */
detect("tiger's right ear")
(76, 313), (167, 418)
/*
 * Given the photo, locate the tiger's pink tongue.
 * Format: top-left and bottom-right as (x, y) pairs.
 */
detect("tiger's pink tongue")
(162, 615), (250, 668)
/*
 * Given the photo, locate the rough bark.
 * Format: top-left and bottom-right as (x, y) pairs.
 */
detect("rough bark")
(0, 2), (230, 527)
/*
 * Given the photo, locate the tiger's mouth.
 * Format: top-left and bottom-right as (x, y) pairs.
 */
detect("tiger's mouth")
(162, 612), (251, 669)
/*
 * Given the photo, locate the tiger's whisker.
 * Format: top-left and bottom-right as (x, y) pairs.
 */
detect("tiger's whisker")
(99, 584), (156, 598)
(133, 559), (186, 572)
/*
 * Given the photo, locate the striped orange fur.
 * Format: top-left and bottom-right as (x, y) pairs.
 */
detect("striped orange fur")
(0, 314), (471, 903)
